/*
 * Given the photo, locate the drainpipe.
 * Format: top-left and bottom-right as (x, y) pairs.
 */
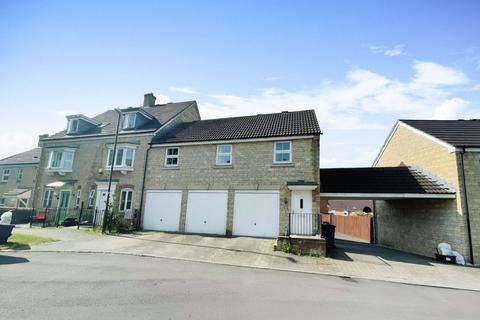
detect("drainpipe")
(138, 144), (151, 230)
(459, 148), (474, 265)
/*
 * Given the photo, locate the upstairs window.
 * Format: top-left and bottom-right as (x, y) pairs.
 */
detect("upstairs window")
(47, 149), (75, 171)
(1, 169), (10, 182)
(107, 147), (135, 169)
(216, 145), (232, 165)
(164, 147), (179, 167)
(274, 141), (292, 164)
(17, 168), (23, 181)
(122, 113), (136, 130)
(67, 119), (79, 134)
(119, 189), (133, 212)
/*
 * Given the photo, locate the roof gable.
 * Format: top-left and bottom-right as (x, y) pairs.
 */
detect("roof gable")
(0, 148), (41, 166)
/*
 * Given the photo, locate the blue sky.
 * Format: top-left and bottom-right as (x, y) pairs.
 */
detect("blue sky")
(1, 0), (479, 166)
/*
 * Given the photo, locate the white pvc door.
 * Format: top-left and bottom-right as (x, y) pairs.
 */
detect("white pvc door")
(290, 190), (313, 235)
(185, 191), (228, 235)
(143, 191), (182, 232)
(233, 191), (280, 238)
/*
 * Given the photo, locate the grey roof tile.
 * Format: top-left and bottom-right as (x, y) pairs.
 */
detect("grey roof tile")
(401, 119), (480, 147)
(320, 166), (454, 195)
(152, 110), (320, 144)
(46, 101), (197, 139)
(0, 148), (41, 165)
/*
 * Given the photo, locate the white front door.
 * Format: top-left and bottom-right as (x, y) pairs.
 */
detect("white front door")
(94, 183), (116, 226)
(185, 191), (228, 235)
(290, 190), (313, 235)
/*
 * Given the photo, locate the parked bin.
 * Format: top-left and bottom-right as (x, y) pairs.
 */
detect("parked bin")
(321, 222), (336, 249)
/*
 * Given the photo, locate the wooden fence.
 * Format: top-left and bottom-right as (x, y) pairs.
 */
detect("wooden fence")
(322, 214), (373, 243)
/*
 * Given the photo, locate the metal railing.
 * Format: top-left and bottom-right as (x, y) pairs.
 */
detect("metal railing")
(287, 212), (322, 236)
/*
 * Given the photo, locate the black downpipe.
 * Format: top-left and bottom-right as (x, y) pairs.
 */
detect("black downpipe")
(459, 150), (474, 265)
(138, 144), (151, 230)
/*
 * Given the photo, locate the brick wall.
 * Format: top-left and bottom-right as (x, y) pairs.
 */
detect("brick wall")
(374, 124), (471, 261)
(144, 137), (320, 235)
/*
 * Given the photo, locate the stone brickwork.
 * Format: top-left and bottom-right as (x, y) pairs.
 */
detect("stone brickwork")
(34, 134), (153, 215)
(374, 123), (477, 263)
(460, 152), (480, 264)
(144, 137), (320, 236)
(0, 164), (38, 208)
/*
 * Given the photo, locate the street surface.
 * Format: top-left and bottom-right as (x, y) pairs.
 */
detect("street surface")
(1, 251), (479, 320)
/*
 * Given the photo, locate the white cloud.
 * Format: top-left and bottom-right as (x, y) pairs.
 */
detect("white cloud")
(154, 93), (171, 104)
(431, 98), (469, 120)
(0, 132), (38, 160)
(368, 44), (407, 56)
(472, 84), (480, 91)
(264, 76), (281, 81)
(412, 61), (468, 86)
(200, 61), (472, 130)
(168, 87), (199, 94)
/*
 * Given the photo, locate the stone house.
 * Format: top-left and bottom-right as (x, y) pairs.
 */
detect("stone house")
(0, 148), (41, 209)
(373, 119), (480, 264)
(33, 94), (200, 225)
(142, 110), (321, 237)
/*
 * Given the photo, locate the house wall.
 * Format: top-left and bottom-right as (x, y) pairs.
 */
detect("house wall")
(374, 124), (471, 261)
(34, 134), (152, 216)
(0, 164), (38, 208)
(460, 152), (480, 264)
(144, 137), (320, 235)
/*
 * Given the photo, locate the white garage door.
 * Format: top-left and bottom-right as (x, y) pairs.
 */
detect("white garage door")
(233, 191), (280, 238)
(185, 191), (228, 235)
(143, 190), (182, 232)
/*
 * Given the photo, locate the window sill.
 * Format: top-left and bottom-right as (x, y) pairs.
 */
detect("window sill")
(162, 166), (180, 170)
(271, 163), (294, 167)
(213, 165), (233, 169)
(45, 169), (73, 173)
(104, 167), (134, 172)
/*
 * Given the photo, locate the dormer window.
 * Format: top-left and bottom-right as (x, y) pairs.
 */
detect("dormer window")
(67, 119), (79, 134)
(122, 113), (136, 130)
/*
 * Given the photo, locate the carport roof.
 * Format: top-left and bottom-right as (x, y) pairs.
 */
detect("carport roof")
(320, 167), (456, 199)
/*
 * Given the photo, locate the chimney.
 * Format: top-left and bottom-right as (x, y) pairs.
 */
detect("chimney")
(143, 93), (156, 107)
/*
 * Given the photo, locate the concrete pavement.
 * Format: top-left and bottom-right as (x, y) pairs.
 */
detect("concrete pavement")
(1, 251), (480, 320)
(6, 225), (480, 291)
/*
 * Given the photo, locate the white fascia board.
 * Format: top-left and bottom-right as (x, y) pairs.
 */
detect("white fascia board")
(372, 121), (400, 167)
(66, 114), (101, 126)
(287, 185), (318, 191)
(320, 192), (456, 200)
(151, 135), (316, 147)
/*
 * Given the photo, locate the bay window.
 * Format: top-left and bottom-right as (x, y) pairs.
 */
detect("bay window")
(106, 146), (135, 170)
(47, 149), (75, 171)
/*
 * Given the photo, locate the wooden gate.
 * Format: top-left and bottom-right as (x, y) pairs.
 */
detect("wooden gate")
(322, 214), (373, 243)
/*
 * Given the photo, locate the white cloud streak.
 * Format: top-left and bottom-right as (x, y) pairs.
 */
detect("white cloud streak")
(168, 87), (199, 94)
(368, 44), (407, 56)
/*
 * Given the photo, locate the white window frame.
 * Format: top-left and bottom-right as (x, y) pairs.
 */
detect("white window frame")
(42, 188), (54, 208)
(119, 188), (133, 212)
(88, 190), (95, 208)
(164, 147), (179, 167)
(1, 169), (10, 182)
(67, 119), (79, 134)
(106, 146), (136, 170)
(273, 141), (292, 164)
(47, 148), (75, 172)
(122, 113), (136, 130)
(75, 189), (82, 208)
(215, 144), (233, 166)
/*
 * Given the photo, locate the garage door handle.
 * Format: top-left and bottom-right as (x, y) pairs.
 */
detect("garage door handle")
(160, 219), (163, 222)
(204, 220), (207, 224)
(254, 223), (256, 226)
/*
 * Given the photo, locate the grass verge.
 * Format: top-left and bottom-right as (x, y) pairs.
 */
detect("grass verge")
(0, 233), (56, 250)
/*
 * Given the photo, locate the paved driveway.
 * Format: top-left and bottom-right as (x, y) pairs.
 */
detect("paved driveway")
(5, 225), (480, 291)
